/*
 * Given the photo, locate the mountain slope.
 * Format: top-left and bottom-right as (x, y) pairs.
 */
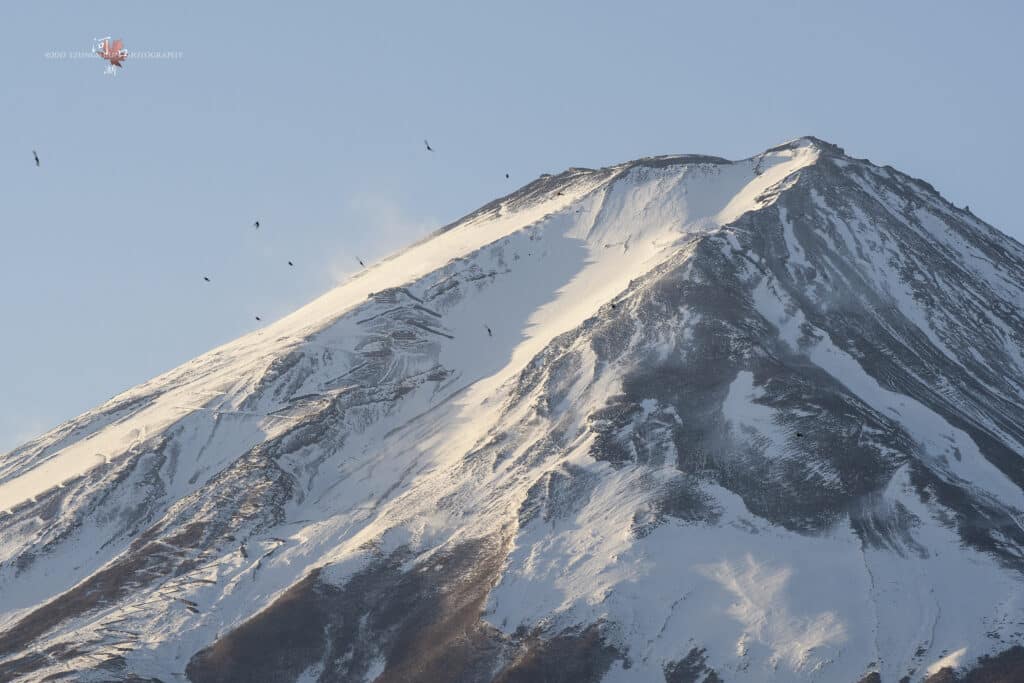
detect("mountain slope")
(2, 138), (1024, 682)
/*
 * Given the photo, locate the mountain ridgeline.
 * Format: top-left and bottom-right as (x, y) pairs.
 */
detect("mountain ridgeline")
(2, 138), (1024, 682)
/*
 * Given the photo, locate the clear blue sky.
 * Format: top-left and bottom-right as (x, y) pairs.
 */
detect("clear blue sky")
(2, 1), (1022, 453)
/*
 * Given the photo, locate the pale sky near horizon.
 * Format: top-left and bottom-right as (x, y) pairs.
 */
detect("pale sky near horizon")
(1, 1), (1022, 453)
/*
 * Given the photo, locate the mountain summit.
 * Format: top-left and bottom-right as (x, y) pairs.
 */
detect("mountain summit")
(3, 138), (1024, 682)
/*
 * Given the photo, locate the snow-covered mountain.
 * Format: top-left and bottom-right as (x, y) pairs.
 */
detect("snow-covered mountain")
(3, 137), (1024, 682)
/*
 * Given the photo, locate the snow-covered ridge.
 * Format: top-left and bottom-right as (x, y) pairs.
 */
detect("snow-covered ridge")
(0, 138), (821, 513)
(3, 137), (1024, 683)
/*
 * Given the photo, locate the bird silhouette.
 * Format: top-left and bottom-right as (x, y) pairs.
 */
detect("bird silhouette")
(255, 316), (262, 321)
(253, 220), (260, 229)
(203, 276), (210, 282)
(32, 150), (40, 167)
(505, 172), (510, 179)
(556, 191), (565, 196)
(796, 432), (804, 438)
(357, 256), (365, 267)
(424, 139), (433, 152)
(288, 261), (294, 267)
(485, 325), (493, 337)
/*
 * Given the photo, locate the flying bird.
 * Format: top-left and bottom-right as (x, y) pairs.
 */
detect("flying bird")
(485, 325), (493, 337)
(556, 191), (565, 196)
(424, 139), (433, 152)
(287, 261), (294, 267)
(32, 150), (40, 167)
(796, 432), (805, 438)
(255, 316), (262, 322)
(253, 220), (260, 229)
(203, 276), (210, 282)
(356, 256), (365, 267)
(505, 172), (510, 179)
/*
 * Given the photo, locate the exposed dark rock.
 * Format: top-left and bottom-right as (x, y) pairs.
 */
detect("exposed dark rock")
(493, 624), (621, 683)
(664, 647), (722, 683)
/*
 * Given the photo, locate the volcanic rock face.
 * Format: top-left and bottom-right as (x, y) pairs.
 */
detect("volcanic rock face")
(2, 137), (1024, 682)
